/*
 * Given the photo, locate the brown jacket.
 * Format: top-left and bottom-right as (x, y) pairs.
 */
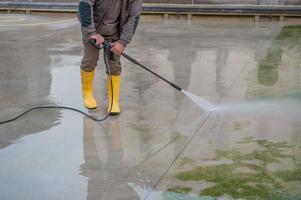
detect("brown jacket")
(78, 0), (142, 46)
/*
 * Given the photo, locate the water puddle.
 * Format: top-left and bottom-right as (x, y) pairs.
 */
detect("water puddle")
(0, 111), (87, 200)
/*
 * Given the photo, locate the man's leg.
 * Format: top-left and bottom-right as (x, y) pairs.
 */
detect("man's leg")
(105, 38), (122, 115)
(80, 43), (99, 109)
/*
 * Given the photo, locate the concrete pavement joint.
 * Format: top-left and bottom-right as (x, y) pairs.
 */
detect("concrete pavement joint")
(144, 111), (212, 200)
(117, 135), (181, 187)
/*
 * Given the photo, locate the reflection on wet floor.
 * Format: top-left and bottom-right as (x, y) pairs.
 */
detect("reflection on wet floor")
(80, 118), (139, 200)
(0, 13), (301, 200)
(254, 25), (301, 95)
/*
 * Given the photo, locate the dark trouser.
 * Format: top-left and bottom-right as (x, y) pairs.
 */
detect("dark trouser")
(80, 33), (122, 75)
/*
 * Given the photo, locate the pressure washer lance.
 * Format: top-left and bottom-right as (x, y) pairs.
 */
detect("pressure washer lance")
(90, 40), (215, 111)
(89, 40), (218, 111)
(90, 40), (182, 91)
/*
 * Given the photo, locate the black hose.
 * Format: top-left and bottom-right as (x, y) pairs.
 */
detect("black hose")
(104, 42), (114, 115)
(121, 52), (182, 91)
(0, 105), (109, 125)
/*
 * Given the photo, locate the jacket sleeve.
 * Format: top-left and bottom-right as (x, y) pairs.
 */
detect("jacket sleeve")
(118, 0), (142, 47)
(78, 0), (96, 43)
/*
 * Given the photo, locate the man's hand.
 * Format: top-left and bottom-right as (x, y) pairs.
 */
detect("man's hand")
(90, 34), (104, 45)
(111, 42), (125, 55)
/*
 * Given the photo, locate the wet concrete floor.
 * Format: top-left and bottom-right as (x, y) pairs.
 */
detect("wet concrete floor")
(0, 13), (300, 200)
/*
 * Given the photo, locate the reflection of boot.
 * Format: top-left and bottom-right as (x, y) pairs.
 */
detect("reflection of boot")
(107, 75), (121, 115)
(110, 122), (122, 150)
(81, 117), (103, 200)
(106, 121), (124, 168)
(81, 70), (97, 109)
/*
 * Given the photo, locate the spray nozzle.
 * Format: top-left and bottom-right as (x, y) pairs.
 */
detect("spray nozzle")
(89, 39), (111, 50)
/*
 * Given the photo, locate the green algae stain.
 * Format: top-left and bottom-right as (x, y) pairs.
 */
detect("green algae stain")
(276, 168), (301, 182)
(167, 186), (192, 194)
(180, 156), (196, 166)
(257, 34), (281, 86)
(163, 191), (216, 200)
(176, 161), (278, 199)
(237, 136), (254, 144)
(201, 182), (271, 199)
(257, 25), (301, 86)
(170, 138), (301, 199)
(276, 25), (301, 46)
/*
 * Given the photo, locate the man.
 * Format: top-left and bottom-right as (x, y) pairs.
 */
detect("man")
(78, 0), (142, 115)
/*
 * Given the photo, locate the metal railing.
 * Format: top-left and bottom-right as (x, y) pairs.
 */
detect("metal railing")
(0, 1), (300, 21)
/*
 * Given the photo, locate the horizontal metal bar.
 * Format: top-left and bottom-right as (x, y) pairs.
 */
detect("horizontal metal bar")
(0, 2), (300, 15)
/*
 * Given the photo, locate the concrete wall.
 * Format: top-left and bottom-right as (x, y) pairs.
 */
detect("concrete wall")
(0, 0), (300, 5)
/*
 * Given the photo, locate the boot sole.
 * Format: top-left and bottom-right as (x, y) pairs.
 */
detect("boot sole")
(86, 106), (97, 110)
(109, 112), (121, 116)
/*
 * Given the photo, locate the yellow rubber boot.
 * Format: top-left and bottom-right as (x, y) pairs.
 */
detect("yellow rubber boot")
(81, 70), (97, 109)
(107, 75), (121, 115)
